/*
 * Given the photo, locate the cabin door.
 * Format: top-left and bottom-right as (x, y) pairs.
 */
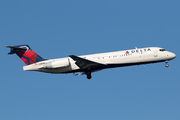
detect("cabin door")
(154, 51), (158, 57)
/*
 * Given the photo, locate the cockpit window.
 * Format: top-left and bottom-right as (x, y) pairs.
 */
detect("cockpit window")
(159, 49), (166, 51)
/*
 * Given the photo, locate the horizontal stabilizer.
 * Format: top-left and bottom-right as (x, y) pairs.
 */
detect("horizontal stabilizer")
(5, 46), (27, 54)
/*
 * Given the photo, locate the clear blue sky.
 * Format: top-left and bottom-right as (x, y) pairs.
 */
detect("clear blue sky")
(1, 0), (180, 120)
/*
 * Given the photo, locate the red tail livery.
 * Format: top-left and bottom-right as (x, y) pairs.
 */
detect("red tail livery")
(6, 45), (47, 65)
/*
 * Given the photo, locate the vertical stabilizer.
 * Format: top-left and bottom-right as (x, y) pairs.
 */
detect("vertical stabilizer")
(6, 45), (47, 65)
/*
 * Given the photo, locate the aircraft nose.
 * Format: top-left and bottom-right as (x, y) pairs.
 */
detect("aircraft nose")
(170, 52), (176, 59)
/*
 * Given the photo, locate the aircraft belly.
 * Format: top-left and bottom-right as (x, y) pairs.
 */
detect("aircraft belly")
(39, 66), (73, 73)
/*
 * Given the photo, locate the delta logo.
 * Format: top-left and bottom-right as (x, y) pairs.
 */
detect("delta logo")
(131, 48), (151, 53)
(125, 51), (129, 54)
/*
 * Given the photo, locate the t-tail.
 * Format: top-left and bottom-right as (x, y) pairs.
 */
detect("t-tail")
(6, 45), (47, 65)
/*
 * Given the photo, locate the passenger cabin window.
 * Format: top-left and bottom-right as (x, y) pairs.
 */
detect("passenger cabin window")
(159, 49), (166, 51)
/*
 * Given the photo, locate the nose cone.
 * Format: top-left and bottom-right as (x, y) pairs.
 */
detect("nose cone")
(170, 52), (176, 59)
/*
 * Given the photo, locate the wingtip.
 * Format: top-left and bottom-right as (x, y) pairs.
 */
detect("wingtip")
(5, 46), (11, 48)
(68, 55), (74, 57)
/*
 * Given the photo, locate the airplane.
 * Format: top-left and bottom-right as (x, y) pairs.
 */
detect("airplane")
(6, 45), (176, 79)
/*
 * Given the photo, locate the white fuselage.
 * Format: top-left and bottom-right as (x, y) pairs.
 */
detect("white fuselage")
(23, 47), (176, 74)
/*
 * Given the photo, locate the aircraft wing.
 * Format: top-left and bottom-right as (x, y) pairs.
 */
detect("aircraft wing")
(68, 55), (107, 71)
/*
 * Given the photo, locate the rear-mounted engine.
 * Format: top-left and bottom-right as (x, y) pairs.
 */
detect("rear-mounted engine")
(43, 59), (70, 69)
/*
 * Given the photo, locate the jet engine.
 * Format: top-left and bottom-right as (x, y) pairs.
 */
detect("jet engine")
(43, 59), (70, 69)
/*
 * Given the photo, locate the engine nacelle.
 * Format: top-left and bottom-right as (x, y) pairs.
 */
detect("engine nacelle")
(43, 59), (70, 69)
